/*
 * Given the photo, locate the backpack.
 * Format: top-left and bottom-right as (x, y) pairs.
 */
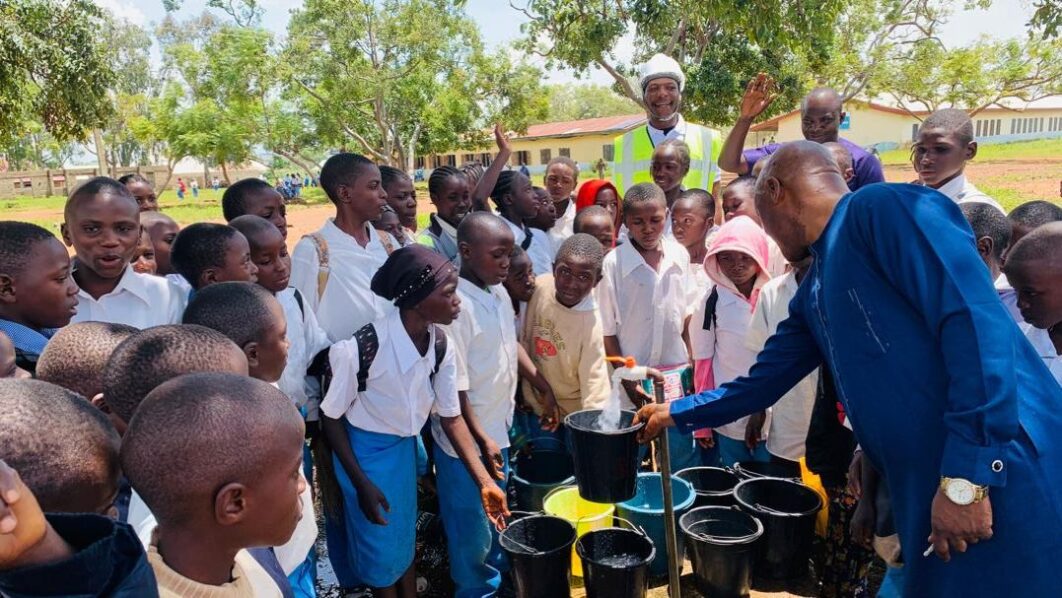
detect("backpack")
(317, 322), (448, 395)
(303, 229), (396, 302)
(701, 287), (720, 331)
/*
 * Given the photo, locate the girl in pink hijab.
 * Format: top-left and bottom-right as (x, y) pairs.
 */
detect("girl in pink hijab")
(689, 215), (773, 466)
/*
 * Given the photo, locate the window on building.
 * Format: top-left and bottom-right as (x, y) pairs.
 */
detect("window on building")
(1010, 119), (1016, 134)
(559, 148), (571, 158)
(911, 123), (920, 141)
(996, 119), (1002, 135)
(479, 152), (493, 166)
(414, 156), (425, 170)
(603, 144), (615, 162)
(540, 149), (552, 165)
(446, 154), (456, 167)
(463, 153), (475, 164)
(515, 150), (530, 167)
(975, 120), (983, 137)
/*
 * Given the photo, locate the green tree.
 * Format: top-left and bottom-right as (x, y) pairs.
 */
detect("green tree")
(878, 36), (1062, 116)
(513, 0), (844, 126)
(0, 0), (115, 149)
(543, 84), (640, 122)
(95, 15), (156, 170)
(284, 0), (548, 167)
(1031, 0), (1061, 37)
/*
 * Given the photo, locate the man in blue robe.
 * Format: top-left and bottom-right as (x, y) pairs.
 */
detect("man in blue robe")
(636, 141), (1062, 594)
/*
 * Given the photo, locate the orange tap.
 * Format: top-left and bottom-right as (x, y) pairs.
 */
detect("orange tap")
(606, 355), (637, 369)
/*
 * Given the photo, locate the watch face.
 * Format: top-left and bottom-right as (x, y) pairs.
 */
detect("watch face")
(948, 479), (975, 504)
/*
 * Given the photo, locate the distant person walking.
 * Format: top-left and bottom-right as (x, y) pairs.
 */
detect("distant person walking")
(190, 178), (199, 199)
(176, 177), (186, 201)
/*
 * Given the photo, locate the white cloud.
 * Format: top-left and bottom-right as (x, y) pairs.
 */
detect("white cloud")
(93, 0), (148, 26)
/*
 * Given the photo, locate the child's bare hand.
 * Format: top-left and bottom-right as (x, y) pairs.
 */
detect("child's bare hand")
(537, 389), (562, 432)
(356, 480), (390, 526)
(744, 411), (767, 450)
(493, 123), (511, 154)
(623, 380), (653, 407)
(696, 436), (715, 449)
(0, 460), (47, 568)
(480, 484), (510, 532)
(480, 439), (506, 481)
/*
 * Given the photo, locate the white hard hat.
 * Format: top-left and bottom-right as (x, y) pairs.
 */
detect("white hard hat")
(639, 53), (685, 93)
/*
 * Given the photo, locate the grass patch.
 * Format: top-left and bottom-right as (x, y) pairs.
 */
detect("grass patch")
(878, 137), (1062, 165)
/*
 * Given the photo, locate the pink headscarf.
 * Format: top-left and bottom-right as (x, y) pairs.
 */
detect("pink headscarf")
(703, 215), (772, 310)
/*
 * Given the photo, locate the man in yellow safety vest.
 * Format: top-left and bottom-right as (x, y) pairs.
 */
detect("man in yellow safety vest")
(612, 54), (723, 200)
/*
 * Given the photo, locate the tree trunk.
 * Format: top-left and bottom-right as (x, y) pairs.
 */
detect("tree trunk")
(92, 129), (109, 176)
(221, 162), (231, 185)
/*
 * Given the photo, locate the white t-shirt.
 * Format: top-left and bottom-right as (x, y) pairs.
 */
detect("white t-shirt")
(547, 199), (577, 255)
(276, 288), (332, 419)
(504, 217), (554, 277)
(936, 174), (1004, 212)
(321, 309), (460, 436)
(71, 266), (185, 328)
(746, 272), (817, 461)
(290, 219), (396, 342)
(599, 238), (694, 408)
(432, 278), (518, 458)
(994, 273), (1022, 324)
(690, 284), (771, 441)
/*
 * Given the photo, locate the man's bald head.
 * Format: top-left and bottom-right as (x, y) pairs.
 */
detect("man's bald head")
(800, 88), (844, 144)
(755, 141), (850, 263)
(802, 88), (843, 113)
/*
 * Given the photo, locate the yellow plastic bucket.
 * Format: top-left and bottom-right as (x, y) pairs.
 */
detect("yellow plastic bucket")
(542, 485), (615, 577)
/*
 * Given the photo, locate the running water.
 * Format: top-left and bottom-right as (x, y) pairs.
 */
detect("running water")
(596, 384), (623, 431)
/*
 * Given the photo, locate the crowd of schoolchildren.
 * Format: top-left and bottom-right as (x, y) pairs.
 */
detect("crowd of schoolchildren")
(0, 95), (1060, 598)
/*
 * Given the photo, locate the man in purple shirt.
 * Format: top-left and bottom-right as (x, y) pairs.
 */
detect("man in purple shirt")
(718, 73), (884, 191)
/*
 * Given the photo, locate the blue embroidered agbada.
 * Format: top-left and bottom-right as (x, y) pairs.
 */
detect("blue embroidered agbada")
(670, 184), (1062, 594)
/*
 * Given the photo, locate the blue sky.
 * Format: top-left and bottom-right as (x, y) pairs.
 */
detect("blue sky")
(96, 0), (1037, 85)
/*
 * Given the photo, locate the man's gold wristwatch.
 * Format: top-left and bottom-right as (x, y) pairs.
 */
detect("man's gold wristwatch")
(940, 477), (989, 506)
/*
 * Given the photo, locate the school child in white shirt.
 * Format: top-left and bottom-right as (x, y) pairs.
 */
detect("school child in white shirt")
(320, 245), (508, 597)
(599, 183), (699, 470)
(290, 153), (398, 343)
(690, 215), (773, 467)
(432, 212), (557, 597)
(492, 171), (555, 276)
(170, 223), (260, 293)
(1003, 223), (1062, 387)
(63, 177), (185, 328)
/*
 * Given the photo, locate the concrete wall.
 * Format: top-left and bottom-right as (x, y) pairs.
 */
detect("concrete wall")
(420, 132), (624, 178)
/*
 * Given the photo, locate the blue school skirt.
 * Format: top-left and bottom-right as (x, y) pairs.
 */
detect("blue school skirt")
(332, 423), (417, 588)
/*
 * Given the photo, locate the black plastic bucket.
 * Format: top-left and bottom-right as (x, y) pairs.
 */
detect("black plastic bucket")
(733, 460), (801, 480)
(576, 527), (656, 598)
(565, 409), (644, 503)
(512, 441), (575, 511)
(676, 467), (741, 508)
(734, 478), (822, 580)
(680, 506), (763, 598)
(499, 515), (577, 598)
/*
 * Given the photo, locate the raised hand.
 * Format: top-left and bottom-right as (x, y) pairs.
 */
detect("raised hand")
(494, 123), (511, 155)
(740, 73), (779, 121)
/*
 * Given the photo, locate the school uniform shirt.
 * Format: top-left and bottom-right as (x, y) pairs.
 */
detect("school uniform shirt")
(165, 272), (193, 295)
(415, 214), (460, 265)
(0, 319), (55, 374)
(933, 174), (1004, 212)
(765, 235), (788, 278)
(746, 272), (817, 461)
(995, 273), (1022, 323)
(547, 199), (577, 255)
(690, 284), (770, 441)
(321, 309), (460, 436)
(599, 238), (694, 408)
(521, 274), (612, 416)
(503, 218), (554, 276)
(71, 266), (185, 328)
(744, 137), (884, 191)
(432, 279), (518, 458)
(290, 219), (395, 342)
(276, 288), (332, 419)
(1022, 323), (1061, 387)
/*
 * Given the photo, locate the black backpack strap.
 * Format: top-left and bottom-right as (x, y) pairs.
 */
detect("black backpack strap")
(701, 287), (720, 331)
(354, 323), (380, 393)
(292, 288), (305, 319)
(430, 325), (447, 386)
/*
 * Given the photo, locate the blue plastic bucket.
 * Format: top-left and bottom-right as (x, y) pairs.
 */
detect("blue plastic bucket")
(615, 472), (696, 577)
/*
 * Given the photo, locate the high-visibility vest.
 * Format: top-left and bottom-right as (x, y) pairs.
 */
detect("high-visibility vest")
(612, 122), (722, 196)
